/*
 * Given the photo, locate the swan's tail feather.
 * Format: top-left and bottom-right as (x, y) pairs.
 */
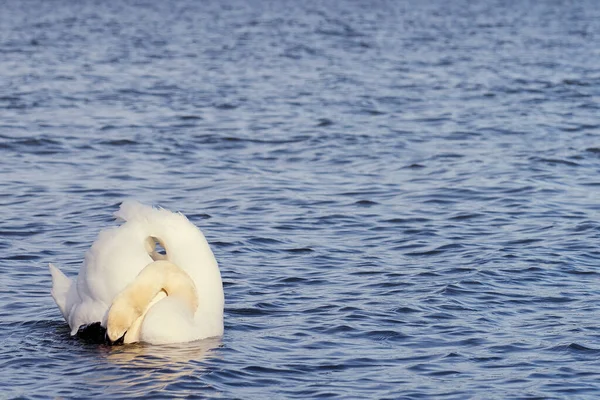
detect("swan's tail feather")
(114, 201), (190, 236)
(115, 200), (182, 222)
(49, 263), (72, 321)
(114, 199), (153, 222)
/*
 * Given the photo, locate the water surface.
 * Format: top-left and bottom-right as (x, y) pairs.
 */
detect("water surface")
(2, 0), (600, 398)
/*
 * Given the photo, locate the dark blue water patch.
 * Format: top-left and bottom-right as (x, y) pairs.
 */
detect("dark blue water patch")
(97, 139), (139, 146)
(0, 136), (65, 153)
(176, 115), (203, 121)
(530, 157), (581, 167)
(315, 118), (334, 127)
(0, 224), (45, 237)
(284, 247), (314, 253)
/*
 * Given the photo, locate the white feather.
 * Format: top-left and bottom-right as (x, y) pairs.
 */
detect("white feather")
(49, 201), (224, 343)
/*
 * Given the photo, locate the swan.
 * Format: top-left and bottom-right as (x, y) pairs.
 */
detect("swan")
(49, 201), (224, 345)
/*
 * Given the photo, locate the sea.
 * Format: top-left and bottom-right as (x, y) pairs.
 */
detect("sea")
(1, 0), (600, 398)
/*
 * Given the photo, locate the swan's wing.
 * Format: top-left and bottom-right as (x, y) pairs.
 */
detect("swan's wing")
(49, 263), (104, 334)
(49, 263), (72, 321)
(80, 225), (150, 301)
(66, 222), (155, 333)
(45, 221), (153, 335)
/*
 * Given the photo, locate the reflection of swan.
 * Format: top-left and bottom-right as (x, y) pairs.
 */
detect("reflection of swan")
(49, 201), (224, 344)
(94, 338), (222, 396)
(104, 336), (222, 366)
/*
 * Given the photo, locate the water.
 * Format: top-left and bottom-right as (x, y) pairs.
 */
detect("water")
(1, 0), (600, 398)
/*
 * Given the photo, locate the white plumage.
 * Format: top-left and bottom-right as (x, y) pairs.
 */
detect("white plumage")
(49, 201), (224, 344)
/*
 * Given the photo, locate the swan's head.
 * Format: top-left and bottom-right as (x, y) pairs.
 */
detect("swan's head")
(106, 299), (139, 344)
(103, 260), (198, 345)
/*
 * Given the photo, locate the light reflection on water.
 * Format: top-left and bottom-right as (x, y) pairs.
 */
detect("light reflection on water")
(94, 339), (223, 397)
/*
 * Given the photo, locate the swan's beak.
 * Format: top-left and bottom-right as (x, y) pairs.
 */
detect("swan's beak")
(105, 332), (126, 346)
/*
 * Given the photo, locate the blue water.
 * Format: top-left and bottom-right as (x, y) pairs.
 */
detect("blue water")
(2, 0), (600, 398)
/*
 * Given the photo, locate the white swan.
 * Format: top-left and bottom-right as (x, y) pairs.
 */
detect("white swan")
(49, 201), (224, 345)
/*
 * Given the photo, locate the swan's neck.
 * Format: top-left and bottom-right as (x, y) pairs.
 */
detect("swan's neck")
(106, 260), (198, 343)
(152, 232), (223, 315)
(124, 290), (167, 343)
